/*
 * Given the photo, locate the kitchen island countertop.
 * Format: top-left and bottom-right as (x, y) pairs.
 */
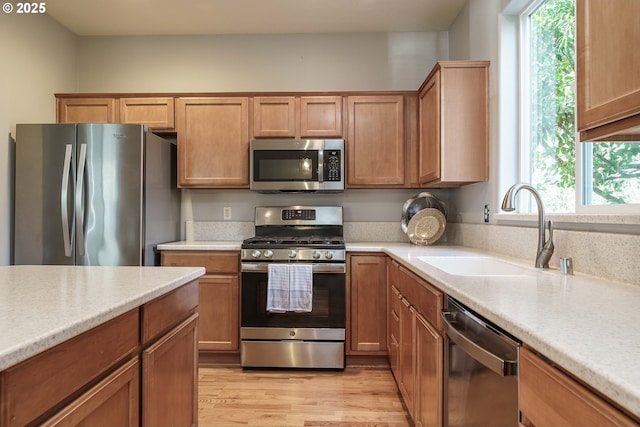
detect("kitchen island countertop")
(0, 265), (205, 371)
(157, 239), (640, 418)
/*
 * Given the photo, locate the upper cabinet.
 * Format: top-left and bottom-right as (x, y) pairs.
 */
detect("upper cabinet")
(417, 61), (489, 187)
(347, 95), (405, 187)
(252, 95), (343, 138)
(57, 97), (119, 124)
(119, 97), (175, 130)
(577, 0), (640, 141)
(175, 97), (249, 188)
(56, 95), (175, 131)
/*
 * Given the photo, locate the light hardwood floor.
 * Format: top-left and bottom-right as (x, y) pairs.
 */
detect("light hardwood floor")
(198, 366), (412, 427)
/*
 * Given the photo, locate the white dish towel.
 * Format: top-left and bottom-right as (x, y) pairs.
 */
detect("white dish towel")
(289, 264), (313, 312)
(267, 264), (289, 313)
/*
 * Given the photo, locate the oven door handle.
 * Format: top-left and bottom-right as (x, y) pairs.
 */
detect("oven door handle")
(441, 311), (518, 376)
(241, 262), (346, 274)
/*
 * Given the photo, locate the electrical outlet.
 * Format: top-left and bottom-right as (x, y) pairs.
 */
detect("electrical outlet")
(483, 204), (490, 223)
(223, 207), (232, 220)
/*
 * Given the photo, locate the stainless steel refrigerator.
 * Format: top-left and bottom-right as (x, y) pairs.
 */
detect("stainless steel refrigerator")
(14, 123), (180, 266)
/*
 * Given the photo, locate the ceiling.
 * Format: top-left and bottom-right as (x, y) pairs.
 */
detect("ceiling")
(46, 0), (467, 36)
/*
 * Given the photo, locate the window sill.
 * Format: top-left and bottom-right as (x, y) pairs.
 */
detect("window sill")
(493, 213), (640, 234)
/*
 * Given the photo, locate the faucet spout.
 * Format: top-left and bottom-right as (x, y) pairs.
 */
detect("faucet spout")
(501, 183), (554, 268)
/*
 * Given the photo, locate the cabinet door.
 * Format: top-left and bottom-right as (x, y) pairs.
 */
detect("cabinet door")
(142, 313), (198, 427)
(199, 275), (239, 351)
(300, 96), (343, 138)
(175, 97), (249, 188)
(57, 98), (118, 123)
(577, 0), (640, 138)
(397, 299), (416, 415)
(41, 358), (139, 427)
(418, 62), (489, 186)
(348, 254), (387, 354)
(519, 347), (638, 427)
(414, 313), (443, 427)
(418, 73), (440, 184)
(388, 285), (401, 378)
(119, 97), (175, 130)
(347, 96), (405, 187)
(253, 96), (297, 138)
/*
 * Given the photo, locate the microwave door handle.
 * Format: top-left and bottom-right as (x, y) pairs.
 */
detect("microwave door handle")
(317, 149), (324, 182)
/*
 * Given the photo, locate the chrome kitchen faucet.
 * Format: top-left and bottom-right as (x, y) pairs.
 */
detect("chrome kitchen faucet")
(501, 183), (554, 268)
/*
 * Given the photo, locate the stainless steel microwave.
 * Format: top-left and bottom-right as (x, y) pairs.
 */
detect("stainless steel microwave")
(250, 139), (344, 192)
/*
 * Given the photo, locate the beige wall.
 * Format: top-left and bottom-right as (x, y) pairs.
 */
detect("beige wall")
(0, 12), (78, 264)
(77, 32), (448, 92)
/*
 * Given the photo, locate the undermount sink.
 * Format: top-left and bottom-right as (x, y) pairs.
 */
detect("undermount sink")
(417, 255), (532, 277)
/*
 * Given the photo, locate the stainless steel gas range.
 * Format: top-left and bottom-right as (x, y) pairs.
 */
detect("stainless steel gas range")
(240, 206), (346, 369)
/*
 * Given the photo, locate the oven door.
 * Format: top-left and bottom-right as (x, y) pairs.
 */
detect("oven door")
(241, 262), (346, 329)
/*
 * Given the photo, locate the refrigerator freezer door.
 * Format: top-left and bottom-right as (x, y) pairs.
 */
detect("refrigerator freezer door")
(14, 124), (77, 265)
(76, 124), (144, 266)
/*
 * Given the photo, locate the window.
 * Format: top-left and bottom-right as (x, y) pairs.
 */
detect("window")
(519, 0), (640, 213)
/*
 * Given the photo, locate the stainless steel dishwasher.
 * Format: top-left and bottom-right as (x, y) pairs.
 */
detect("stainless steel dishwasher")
(442, 297), (521, 427)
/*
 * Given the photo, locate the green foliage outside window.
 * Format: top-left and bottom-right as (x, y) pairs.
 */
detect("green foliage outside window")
(529, 0), (640, 210)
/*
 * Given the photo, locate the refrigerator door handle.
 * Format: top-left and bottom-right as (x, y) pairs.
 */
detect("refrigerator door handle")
(75, 143), (87, 257)
(60, 144), (73, 257)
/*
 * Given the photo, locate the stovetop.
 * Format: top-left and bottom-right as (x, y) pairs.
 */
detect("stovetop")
(242, 235), (345, 248)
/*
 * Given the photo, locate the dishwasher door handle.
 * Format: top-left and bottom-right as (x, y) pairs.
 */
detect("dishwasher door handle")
(441, 311), (518, 376)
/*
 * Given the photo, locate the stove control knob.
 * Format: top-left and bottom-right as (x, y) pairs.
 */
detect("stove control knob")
(325, 251), (334, 260)
(288, 250), (297, 258)
(251, 250), (262, 259)
(264, 250), (274, 259)
(312, 251), (321, 260)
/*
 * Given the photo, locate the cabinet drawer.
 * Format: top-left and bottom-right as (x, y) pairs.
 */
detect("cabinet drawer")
(161, 251), (239, 274)
(141, 280), (198, 344)
(519, 347), (637, 427)
(40, 358), (140, 427)
(1, 309), (139, 427)
(399, 267), (443, 332)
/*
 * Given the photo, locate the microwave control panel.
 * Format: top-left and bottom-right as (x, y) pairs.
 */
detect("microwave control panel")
(324, 150), (342, 181)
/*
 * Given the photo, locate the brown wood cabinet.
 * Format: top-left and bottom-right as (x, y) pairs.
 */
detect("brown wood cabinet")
(142, 313), (198, 427)
(57, 96), (175, 131)
(57, 97), (119, 124)
(387, 259), (401, 377)
(161, 250), (241, 353)
(0, 280), (199, 427)
(389, 263), (444, 427)
(577, 0), (640, 140)
(347, 95), (405, 187)
(519, 346), (638, 427)
(417, 61), (489, 187)
(347, 253), (388, 354)
(175, 97), (249, 188)
(119, 97), (175, 130)
(253, 95), (344, 138)
(253, 96), (297, 138)
(40, 358), (140, 427)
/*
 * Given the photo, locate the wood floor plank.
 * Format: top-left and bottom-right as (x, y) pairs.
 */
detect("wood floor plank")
(198, 367), (412, 427)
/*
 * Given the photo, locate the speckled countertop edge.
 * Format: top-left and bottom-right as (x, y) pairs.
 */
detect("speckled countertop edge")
(0, 265), (205, 371)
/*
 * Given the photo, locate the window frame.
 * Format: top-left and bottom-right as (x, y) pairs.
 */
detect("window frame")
(511, 0), (640, 215)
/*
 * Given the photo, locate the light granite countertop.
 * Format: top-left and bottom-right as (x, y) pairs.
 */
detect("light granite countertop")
(157, 240), (640, 418)
(0, 265), (205, 371)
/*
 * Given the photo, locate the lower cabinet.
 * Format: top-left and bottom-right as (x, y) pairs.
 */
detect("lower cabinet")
(142, 314), (199, 427)
(519, 346), (638, 427)
(161, 250), (241, 354)
(40, 358), (140, 427)
(387, 259), (444, 427)
(414, 313), (443, 427)
(348, 253), (388, 354)
(0, 280), (199, 427)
